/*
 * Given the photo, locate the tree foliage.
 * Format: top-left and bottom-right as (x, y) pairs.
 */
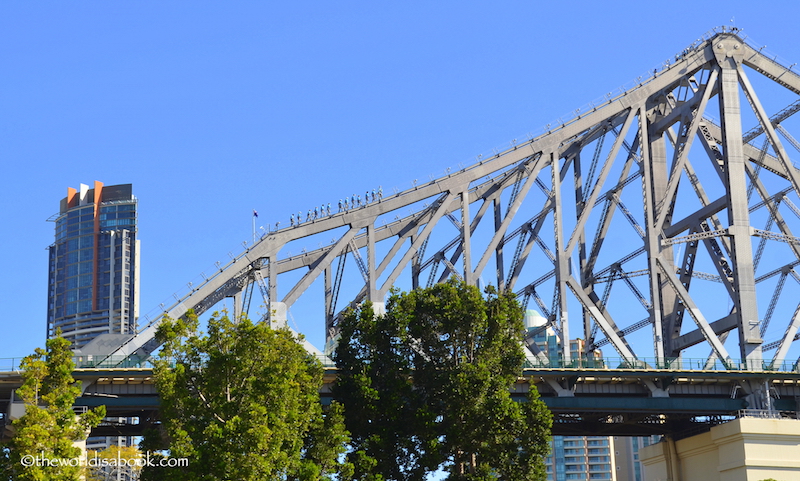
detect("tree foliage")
(334, 280), (553, 481)
(143, 310), (351, 481)
(1, 333), (106, 481)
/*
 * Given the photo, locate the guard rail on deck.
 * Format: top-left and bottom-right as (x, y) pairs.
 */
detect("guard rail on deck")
(1, 355), (798, 373)
(0, 355), (337, 371)
(523, 356), (800, 372)
(736, 409), (786, 419)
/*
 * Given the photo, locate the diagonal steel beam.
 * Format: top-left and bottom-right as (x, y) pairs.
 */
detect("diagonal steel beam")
(774, 303), (800, 366)
(655, 67), (719, 230)
(282, 225), (362, 308)
(738, 65), (800, 198)
(656, 254), (732, 363)
(378, 192), (457, 297)
(472, 154), (546, 280)
(566, 109), (636, 256)
(565, 276), (636, 362)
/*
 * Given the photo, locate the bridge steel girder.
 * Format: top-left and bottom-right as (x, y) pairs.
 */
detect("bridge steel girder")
(4, 365), (799, 440)
(0, 365), (790, 439)
(95, 30), (800, 372)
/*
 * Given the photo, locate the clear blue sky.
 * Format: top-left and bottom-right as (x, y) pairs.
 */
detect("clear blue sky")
(2, 2), (799, 359)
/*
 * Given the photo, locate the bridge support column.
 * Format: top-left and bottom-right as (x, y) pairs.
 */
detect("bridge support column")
(715, 35), (763, 365)
(371, 301), (386, 316)
(367, 224), (378, 301)
(270, 302), (287, 329)
(461, 191), (472, 285)
(640, 106), (667, 363)
(551, 153), (571, 365)
(232, 291), (243, 321)
(740, 379), (778, 413)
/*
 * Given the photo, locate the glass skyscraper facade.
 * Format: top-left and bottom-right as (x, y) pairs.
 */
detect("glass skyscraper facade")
(546, 435), (616, 480)
(47, 181), (140, 348)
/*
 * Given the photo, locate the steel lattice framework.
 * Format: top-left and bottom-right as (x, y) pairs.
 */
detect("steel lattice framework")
(99, 29), (800, 371)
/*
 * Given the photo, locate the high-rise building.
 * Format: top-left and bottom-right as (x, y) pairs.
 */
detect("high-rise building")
(46, 182), (140, 472)
(47, 181), (140, 349)
(546, 435), (617, 480)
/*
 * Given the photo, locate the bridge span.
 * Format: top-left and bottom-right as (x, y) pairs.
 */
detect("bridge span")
(74, 28), (800, 385)
(8, 27), (800, 447)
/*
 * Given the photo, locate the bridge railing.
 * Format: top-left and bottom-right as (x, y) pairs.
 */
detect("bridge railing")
(2, 355), (795, 373)
(0, 356), (162, 371)
(522, 356), (800, 373)
(72, 356), (159, 369)
(0, 358), (23, 371)
(737, 409), (783, 419)
(0, 354), (336, 372)
(70, 355), (337, 370)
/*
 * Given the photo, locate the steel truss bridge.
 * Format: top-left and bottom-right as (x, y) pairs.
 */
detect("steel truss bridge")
(7, 27), (800, 438)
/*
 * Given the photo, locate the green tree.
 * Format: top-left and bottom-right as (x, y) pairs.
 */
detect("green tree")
(1, 332), (106, 481)
(334, 280), (552, 481)
(142, 310), (351, 481)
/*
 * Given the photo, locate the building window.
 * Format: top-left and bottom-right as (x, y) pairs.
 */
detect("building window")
(77, 300), (91, 313)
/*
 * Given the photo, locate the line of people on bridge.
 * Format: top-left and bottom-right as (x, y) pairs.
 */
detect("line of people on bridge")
(289, 186), (383, 227)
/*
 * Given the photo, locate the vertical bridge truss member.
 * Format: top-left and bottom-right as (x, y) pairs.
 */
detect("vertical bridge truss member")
(101, 29), (800, 372)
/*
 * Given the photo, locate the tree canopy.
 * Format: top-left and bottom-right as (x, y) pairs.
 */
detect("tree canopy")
(143, 310), (351, 481)
(1, 332), (106, 481)
(334, 280), (553, 481)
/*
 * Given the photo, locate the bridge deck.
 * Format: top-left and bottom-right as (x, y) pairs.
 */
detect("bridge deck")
(4, 366), (798, 438)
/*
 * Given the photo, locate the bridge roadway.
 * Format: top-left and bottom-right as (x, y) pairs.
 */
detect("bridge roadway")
(3, 364), (799, 440)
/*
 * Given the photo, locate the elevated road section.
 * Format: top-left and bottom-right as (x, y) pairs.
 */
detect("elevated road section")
(3, 360), (799, 439)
